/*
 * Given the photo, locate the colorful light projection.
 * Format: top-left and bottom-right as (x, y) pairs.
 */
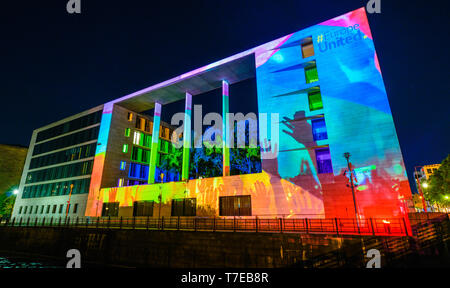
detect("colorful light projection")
(254, 7), (412, 219)
(99, 171), (324, 218)
(148, 102), (162, 184)
(88, 7), (412, 220)
(86, 103), (113, 216)
(182, 93), (192, 181)
(222, 80), (231, 176)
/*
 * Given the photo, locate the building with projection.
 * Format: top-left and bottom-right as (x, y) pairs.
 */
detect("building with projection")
(11, 7), (413, 221)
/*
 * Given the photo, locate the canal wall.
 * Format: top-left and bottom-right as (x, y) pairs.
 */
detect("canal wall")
(0, 224), (448, 268)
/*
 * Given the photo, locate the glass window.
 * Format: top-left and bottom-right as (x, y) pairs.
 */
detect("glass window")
(102, 202), (119, 217)
(171, 198), (196, 216)
(120, 161), (126, 170)
(311, 118), (328, 141)
(301, 37), (314, 58)
(305, 64), (319, 84)
(308, 90), (323, 111)
(127, 112), (133, 122)
(73, 203), (78, 214)
(315, 147), (333, 174)
(125, 128), (131, 137)
(219, 196), (251, 216)
(133, 201), (154, 216)
(123, 144), (129, 153)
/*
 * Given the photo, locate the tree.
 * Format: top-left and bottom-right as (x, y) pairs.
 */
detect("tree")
(424, 154), (450, 207)
(0, 193), (16, 218)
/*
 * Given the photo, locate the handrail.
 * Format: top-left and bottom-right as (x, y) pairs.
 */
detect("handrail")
(0, 215), (412, 236)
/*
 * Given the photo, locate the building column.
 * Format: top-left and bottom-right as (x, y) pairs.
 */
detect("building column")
(182, 92), (192, 181)
(148, 102), (162, 184)
(222, 80), (230, 176)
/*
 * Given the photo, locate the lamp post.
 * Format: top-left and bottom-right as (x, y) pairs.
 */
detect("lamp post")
(344, 152), (359, 221)
(66, 184), (74, 219)
(158, 173), (164, 219)
(414, 166), (427, 212)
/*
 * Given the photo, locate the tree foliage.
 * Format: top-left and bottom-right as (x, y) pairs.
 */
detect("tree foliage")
(0, 194), (16, 218)
(424, 154), (450, 206)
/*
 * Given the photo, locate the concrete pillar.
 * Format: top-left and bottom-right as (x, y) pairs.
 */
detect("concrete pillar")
(148, 102), (162, 184)
(182, 92), (192, 181)
(222, 80), (230, 176)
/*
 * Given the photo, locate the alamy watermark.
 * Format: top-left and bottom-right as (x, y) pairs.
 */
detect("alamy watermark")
(366, 249), (381, 268)
(66, 0), (81, 14)
(169, 107), (279, 159)
(66, 249), (81, 268)
(366, 0), (381, 14)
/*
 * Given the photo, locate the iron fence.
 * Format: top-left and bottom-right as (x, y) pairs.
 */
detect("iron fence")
(0, 215), (410, 236)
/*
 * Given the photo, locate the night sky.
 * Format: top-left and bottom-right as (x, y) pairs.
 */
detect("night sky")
(1, 0), (448, 192)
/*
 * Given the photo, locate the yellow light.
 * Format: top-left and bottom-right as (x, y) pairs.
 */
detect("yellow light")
(422, 183), (428, 188)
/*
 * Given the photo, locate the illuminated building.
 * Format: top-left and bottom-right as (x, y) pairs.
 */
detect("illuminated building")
(12, 7), (413, 221)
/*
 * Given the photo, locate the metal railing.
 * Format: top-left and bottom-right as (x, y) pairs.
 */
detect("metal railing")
(0, 216), (410, 236)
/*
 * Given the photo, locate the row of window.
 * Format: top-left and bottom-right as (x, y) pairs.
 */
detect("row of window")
(101, 196), (252, 217)
(22, 178), (91, 199)
(36, 110), (102, 143)
(29, 143), (96, 170)
(17, 203), (79, 215)
(33, 126), (99, 156)
(134, 115), (177, 141)
(26, 160), (93, 184)
(299, 50), (332, 174)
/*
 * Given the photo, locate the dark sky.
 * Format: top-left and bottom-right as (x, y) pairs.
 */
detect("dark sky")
(1, 0), (448, 191)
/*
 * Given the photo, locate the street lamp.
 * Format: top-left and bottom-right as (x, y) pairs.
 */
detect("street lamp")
(343, 152), (359, 222)
(414, 166), (428, 212)
(422, 182), (428, 188)
(66, 184), (74, 218)
(13, 189), (19, 195)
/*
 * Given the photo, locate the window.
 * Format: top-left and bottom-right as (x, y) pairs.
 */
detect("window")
(59, 204), (64, 214)
(311, 118), (328, 141)
(119, 161), (126, 170)
(46, 205), (50, 213)
(18, 206), (22, 214)
(171, 198), (196, 216)
(308, 90), (323, 111)
(73, 203), (78, 214)
(301, 37), (314, 58)
(133, 201), (154, 216)
(219, 196), (252, 216)
(125, 128), (131, 137)
(315, 147), (333, 174)
(52, 205), (57, 214)
(123, 144), (129, 153)
(305, 64), (319, 84)
(30, 206), (33, 214)
(427, 169), (432, 174)
(129, 163), (149, 180)
(40, 205), (44, 214)
(118, 178), (124, 187)
(102, 202), (119, 217)
(127, 112), (133, 122)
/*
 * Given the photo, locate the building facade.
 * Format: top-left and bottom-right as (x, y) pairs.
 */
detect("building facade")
(12, 7), (413, 221)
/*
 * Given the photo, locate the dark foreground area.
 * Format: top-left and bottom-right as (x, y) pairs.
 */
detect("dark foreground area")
(0, 214), (448, 268)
